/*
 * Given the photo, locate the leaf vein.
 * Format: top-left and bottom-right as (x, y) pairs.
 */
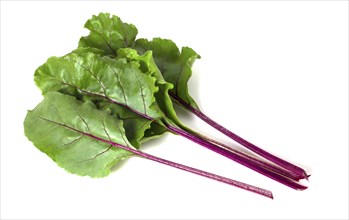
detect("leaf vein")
(131, 67), (147, 115)
(108, 64), (129, 107)
(70, 103), (92, 134)
(47, 77), (153, 120)
(175, 64), (183, 96)
(74, 145), (114, 163)
(57, 135), (83, 148)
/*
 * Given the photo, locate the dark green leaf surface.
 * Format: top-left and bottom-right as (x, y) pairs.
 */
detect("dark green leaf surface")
(134, 38), (201, 110)
(116, 48), (184, 127)
(79, 13), (138, 56)
(24, 92), (134, 177)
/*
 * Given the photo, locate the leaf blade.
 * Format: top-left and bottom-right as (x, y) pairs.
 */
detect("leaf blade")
(24, 92), (134, 177)
(134, 38), (201, 110)
(34, 48), (168, 146)
(35, 48), (162, 119)
(79, 13), (138, 56)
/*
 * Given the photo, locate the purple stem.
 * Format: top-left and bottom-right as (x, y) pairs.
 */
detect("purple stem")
(106, 99), (305, 183)
(170, 92), (308, 180)
(167, 124), (307, 191)
(87, 131), (274, 199)
(104, 98), (303, 181)
(38, 114), (273, 198)
(71, 87), (305, 185)
(120, 146), (273, 199)
(195, 134), (303, 181)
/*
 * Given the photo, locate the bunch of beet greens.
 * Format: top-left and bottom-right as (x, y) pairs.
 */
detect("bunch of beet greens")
(24, 13), (309, 199)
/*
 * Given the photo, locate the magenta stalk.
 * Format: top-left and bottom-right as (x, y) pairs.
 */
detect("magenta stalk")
(170, 92), (308, 180)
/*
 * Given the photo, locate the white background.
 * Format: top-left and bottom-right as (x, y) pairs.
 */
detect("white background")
(1, 1), (348, 219)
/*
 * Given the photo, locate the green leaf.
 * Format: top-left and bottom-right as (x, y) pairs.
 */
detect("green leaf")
(142, 122), (167, 142)
(77, 13), (200, 110)
(134, 38), (201, 110)
(24, 92), (134, 178)
(35, 48), (163, 119)
(79, 13), (138, 56)
(98, 101), (166, 148)
(116, 48), (184, 127)
(79, 14), (200, 117)
(34, 48), (171, 146)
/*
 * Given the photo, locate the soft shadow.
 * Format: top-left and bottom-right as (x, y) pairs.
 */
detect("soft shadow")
(141, 132), (170, 151)
(189, 64), (202, 107)
(110, 158), (131, 173)
(173, 103), (195, 122)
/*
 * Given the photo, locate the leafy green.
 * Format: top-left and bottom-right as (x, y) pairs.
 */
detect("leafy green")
(116, 48), (186, 128)
(35, 48), (163, 117)
(98, 101), (165, 147)
(79, 13), (138, 56)
(34, 48), (177, 145)
(35, 48), (157, 116)
(24, 92), (134, 177)
(25, 13), (307, 195)
(24, 94), (274, 198)
(78, 14), (200, 110)
(35, 48), (161, 145)
(134, 38), (201, 110)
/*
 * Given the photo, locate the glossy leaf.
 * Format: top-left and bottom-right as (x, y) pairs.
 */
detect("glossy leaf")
(24, 92), (134, 177)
